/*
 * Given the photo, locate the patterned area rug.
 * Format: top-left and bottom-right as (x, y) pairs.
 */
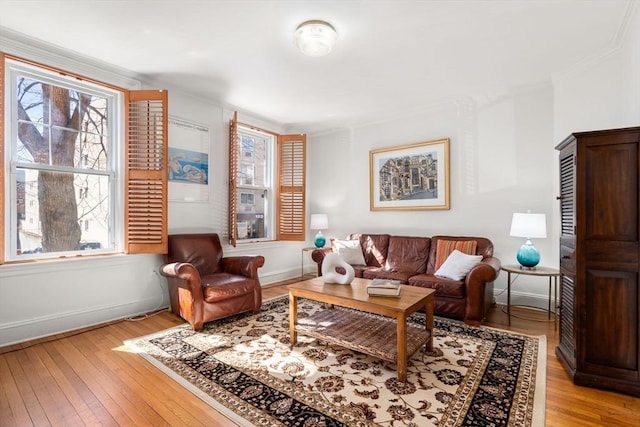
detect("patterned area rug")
(126, 296), (546, 426)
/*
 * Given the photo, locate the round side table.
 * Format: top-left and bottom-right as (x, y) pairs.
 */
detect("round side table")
(501, 264), (560, 326)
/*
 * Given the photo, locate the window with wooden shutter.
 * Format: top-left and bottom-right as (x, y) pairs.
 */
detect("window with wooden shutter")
(228, 113), (306, 244)
(277, 134), (306, 241)
(125, 90), (168, 254)
(1, 53), (168, 262)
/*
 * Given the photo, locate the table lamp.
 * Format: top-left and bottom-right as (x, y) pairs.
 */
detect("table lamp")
(310, 213), (328, 248)
(509, 211), (547, 269)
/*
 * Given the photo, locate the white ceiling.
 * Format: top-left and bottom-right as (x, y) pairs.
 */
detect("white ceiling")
(0, 0), (635, 133)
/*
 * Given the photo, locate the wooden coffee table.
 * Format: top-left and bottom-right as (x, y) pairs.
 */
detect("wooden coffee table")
(288, 277), (434, 382)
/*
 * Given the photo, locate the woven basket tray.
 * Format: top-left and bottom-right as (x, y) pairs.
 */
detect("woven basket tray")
(295, 307), (431, 363)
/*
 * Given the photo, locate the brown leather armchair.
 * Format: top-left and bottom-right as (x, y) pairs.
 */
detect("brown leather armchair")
(160, 233), (265, 331)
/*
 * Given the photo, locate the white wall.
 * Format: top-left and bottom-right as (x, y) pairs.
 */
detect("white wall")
(309, 84), (557, 309)
(553, 4), (640, 139)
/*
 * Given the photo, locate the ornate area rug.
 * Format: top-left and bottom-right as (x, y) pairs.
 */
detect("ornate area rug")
(125, 296), (546, 426)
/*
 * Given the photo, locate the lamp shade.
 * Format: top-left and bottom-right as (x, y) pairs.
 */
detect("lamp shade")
(509, 213), (547, 238)
(294, 20), (338, 57)
(310, 213), (328, 230)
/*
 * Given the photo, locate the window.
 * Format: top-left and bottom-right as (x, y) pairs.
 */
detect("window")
(240, 192), (255, 205)
(234, 125), (270, 242)
(1, 53), (168, 263)
(240, 164), (254, 185)
(228, 112), (306, 246)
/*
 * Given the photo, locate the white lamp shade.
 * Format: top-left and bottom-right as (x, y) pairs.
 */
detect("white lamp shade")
(310, 213), (329, 230)
(510, 213), (547, 238)
(295, 20), (338, 57)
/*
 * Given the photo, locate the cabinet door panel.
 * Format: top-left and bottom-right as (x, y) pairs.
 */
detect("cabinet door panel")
(584, 142), (638, 241)
(583, 269), (638, 375)
(585, 241), (639, 268)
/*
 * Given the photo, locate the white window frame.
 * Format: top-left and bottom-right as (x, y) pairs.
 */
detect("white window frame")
(4, 59), (123, 261)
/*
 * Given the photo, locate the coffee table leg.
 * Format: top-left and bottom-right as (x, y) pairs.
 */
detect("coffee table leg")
(425, 297), (433, 351)
(289, 292), (297, 349)
(397, 315), (407, 382)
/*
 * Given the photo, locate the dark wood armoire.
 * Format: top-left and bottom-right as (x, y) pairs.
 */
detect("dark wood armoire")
(555, 126), (640, 396)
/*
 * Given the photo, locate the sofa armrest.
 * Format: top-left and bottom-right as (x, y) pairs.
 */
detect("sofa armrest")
(467, 257), (501, 283)
(311, 247), (333, 276)
(221, 255), (266, 279)
(463, 256), (501, 325)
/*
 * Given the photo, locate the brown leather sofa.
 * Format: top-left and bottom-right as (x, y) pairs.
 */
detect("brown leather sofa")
(311, 234), (501, 326)
(161, 233), (265, 330)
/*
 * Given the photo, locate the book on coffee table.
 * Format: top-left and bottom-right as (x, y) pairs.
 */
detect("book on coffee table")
(367, 279), (402, 297)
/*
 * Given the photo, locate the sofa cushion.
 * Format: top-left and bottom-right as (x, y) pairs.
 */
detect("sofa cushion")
(362, 267), (415, 284)
(350, 233), (390, 267)
(353, 265), (377, 278)
(434, 249), (483, 280)
(332, 239), (366, 265)
(427, 236), (493, 274)
(408, 274), (466, 299)
(433, 239), (478, 270)
(385, 236), (430, 274)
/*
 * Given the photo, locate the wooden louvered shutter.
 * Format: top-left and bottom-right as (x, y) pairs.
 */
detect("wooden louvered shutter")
(228, 112), (239, 247)
(125, 90), (168, 254)
(277, 134), (306, 241)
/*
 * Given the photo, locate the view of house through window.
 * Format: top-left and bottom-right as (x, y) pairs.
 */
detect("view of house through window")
(235, 125), (272, 241)
(7, 60), (117, 259)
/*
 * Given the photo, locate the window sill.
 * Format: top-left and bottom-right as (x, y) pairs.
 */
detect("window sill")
(0, 253), (159, 277)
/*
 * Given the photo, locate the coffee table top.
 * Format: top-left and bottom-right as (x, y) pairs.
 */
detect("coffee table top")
(288, 276), (434, 317)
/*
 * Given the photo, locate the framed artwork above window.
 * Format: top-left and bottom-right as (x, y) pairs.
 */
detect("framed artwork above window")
(168, 117), (210, 202)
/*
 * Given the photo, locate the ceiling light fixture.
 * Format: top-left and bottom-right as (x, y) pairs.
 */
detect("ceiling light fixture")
(295, 20), (338, 57)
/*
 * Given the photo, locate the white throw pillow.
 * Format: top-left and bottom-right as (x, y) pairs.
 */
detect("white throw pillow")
(434, 249), (483, 280)
(332, 239), (366, 265)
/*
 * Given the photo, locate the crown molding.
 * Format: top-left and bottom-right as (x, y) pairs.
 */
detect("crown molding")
(0, 27), (141, 90)
(552, 0), (638, 83)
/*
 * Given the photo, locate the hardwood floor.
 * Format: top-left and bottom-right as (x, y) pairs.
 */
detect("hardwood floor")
(1, 282), (639, 426)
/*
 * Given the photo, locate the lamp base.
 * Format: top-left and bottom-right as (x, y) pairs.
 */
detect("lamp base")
(314, 231), (326, 248)
(516, 239), (540, 269)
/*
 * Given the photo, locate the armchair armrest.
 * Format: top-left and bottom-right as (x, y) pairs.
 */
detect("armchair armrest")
(160, 262), (203, 294)
(221, 255), (266, 279)
(160, 261), (205, 329)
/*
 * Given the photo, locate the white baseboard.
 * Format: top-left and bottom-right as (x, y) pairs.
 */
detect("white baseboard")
(0, 295), (168, 348)
(494, 289), (558, 313)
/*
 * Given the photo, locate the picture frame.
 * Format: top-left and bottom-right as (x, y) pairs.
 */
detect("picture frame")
(369, 138), (450, 210)
(168, 117), (210, 202)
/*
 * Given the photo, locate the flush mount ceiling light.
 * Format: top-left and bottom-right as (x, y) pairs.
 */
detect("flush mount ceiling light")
(294, 20), (338, 57)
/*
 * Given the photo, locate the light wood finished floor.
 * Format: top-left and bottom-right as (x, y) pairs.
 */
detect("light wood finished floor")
(2, 281), (639, 426)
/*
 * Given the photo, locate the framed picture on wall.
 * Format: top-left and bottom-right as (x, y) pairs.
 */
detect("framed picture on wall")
(369, 138), (450, 210)
(168, 117), (210, 202)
